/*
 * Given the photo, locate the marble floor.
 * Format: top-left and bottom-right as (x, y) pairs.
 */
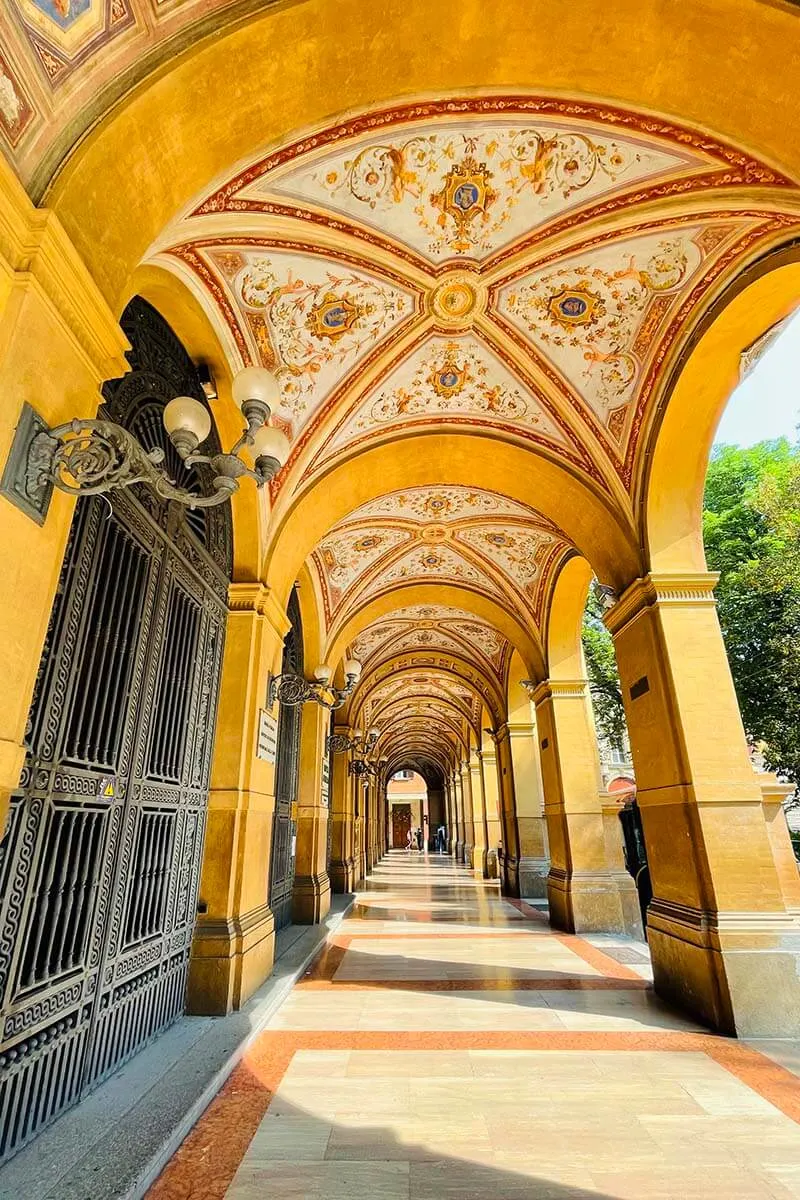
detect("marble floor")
(147, 853), (800, 1199)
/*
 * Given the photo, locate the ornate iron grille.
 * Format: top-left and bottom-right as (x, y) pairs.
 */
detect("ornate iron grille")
(269, 589), (303, 931)
(0, 299), (231, 1163)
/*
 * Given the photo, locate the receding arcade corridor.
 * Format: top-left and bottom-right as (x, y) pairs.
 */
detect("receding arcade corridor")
(148, 853), (800, 1200)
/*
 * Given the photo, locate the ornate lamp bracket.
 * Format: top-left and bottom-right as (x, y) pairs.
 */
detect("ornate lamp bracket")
(268, 669), (359, 711)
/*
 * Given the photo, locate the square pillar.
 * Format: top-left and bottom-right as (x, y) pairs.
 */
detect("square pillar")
(506, 719), (550, 898)
(494, 727), (522, 897)
(607, 573), (800, 1036)
(469, 755), (489, 877)
(533, 680), (641, 937)
(292, 701), (332, 924)
(188, 585), (289, 1015)
(479, 748), (501, 878)
(460, 762), (476, 867)
(329, 726), (357, 892)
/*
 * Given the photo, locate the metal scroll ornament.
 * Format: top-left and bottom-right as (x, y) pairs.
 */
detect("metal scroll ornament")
(30, 418), (274, 510)
(268, 669), (360, 711)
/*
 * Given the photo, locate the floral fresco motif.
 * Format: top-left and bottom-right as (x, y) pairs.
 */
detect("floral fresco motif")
(350, 604), (507, 673)
(267, 121), (693, 262)
(323, 335), (567, 462)
(232, 250), (412, 429)
(497, 228), (720, 429)
(348, 485), (542, 525)
(317, 527), (410, 602)
(456, 525), (553, 595)
(0, 54), (33, 146)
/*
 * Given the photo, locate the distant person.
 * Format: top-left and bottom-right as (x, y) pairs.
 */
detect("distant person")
(437, 825), (446, 854)
(406, 828), (414, 852)
(416, 827), (423, 850)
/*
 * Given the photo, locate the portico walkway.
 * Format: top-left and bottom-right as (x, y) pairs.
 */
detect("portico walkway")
(148, 854), (800, 1199)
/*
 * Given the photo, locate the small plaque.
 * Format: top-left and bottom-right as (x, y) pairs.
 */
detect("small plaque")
(256, 709), (278, 762)
(97, 776), (115, 798)
(321, 755), (330, 808)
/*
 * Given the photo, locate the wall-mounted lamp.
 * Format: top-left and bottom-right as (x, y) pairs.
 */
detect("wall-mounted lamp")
(592, 580), (619, 613)
(327, 725), (380, 755)
(268, 659), (362, 710)
(1, 365), (290, 524)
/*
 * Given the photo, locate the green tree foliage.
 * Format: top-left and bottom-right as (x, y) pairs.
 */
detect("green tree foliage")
(581, 437), (800, 792)
(703, 439), (800, 790)
(582, 588), (627, 748)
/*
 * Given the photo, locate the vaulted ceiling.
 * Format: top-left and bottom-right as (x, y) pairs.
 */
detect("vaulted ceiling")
(4, 1), (800, 778)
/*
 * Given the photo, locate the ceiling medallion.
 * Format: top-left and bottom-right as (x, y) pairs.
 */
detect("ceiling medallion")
(307, 292), (362, 339)
(429, 271), (486, 330)
(419, 525), (450, 544)
(546, 284), (604, 330)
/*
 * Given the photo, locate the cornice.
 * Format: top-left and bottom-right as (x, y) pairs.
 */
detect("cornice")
(531, 680), (587, 705)
(604, 572), (720, 635)
(0, 158), (129, 380)
(227, 581), (292, 637)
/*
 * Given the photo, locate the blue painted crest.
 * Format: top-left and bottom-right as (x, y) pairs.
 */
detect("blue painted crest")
(30, 0), (92, 30)
(452, 183), (480, 211)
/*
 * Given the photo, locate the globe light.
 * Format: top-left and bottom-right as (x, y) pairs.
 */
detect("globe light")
(314, 664), (333, 685)
(163, 395), (211, 456)
(368, 725), (380, 740)
(344, 658), (362, 682)
(252, 424), (290, 469)
(231, 366), (281, 413)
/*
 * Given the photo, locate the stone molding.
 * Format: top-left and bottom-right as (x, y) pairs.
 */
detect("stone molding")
(0, 159), (129, 380)
(531, 679), (587, 706)
(227, 581), (292, 638)
(604, 572), (720, 636)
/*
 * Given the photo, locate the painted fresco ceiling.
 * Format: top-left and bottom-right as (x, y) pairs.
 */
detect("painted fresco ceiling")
(151, 97), (800, 499)
(310, 484), (568, 636)
(141, 95), (800, 772)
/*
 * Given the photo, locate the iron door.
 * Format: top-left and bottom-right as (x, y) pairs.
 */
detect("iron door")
(268, 589), (303, 931)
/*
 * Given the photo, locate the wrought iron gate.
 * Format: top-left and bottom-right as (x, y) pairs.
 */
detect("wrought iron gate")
(269, 590), (303, 931)
(0, 299), (232, 1163)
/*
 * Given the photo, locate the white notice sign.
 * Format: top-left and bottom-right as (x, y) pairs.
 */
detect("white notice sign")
(256, 709), (278, 762)
(321, 755), (330, 808)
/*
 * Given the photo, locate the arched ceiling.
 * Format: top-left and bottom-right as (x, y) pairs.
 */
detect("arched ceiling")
(142, 94), (800, 771)
(5, 1), (800, 777)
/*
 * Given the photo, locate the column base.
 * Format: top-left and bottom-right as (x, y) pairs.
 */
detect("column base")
(485, 848), (499, 879)
(329, 856), (357, 893)
(499, 850), (520, 898)
(187, 903), (275, 1016)
(293, 872), (332, 924)
(519, 856), (551, 899)
(547, 867), (643, 938)
(454, 840), (465, 862)
(648, 900), (800, 1036)
(463, 842), (474, 868)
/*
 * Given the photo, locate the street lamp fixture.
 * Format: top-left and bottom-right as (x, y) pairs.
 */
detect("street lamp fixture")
(327, 725), (380, 755)
(3, 365), (290, 523)
(268, 659), (362, 710)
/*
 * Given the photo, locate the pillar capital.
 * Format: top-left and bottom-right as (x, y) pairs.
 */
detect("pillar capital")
(227, 582), (293, 640)
(530, 679), (587, 706)
(604, 572), (720, 636)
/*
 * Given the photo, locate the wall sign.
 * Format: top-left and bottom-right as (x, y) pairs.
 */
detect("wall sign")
(320, 755), (330, 808)
(256, 709), (278, 762)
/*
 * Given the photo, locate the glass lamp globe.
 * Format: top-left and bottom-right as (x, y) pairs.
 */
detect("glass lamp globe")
(163, 395), (211, 451)
(314, 664), (333, 685)
(368, 725), (380, 740)
(344, 658), (362, 681)
(252, 423), (290, 467)
(231, 366), (281, 413)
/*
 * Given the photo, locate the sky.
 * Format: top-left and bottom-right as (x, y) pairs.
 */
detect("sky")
(715, 311), (800, 447)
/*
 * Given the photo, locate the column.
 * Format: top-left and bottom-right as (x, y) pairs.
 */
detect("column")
(453, 768), (466, 862)
(533, 679), (639, 937)
(507, 718), (550, 899)
(0, 161), (130, 837)
(329, 726), (357, 892)
(189, 585), (289, 1014)
(606, 572), (800, 1036)
(292, 701), (332, 924)
(493, 727), (522, 896)
(445, 779), (455, 854)
(470, 753), (489, 878)
(460, 761), (475, 867)
(480, 748), (501, 878)
(354, 773), (367, 881)
(427, 784), (445, 851)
